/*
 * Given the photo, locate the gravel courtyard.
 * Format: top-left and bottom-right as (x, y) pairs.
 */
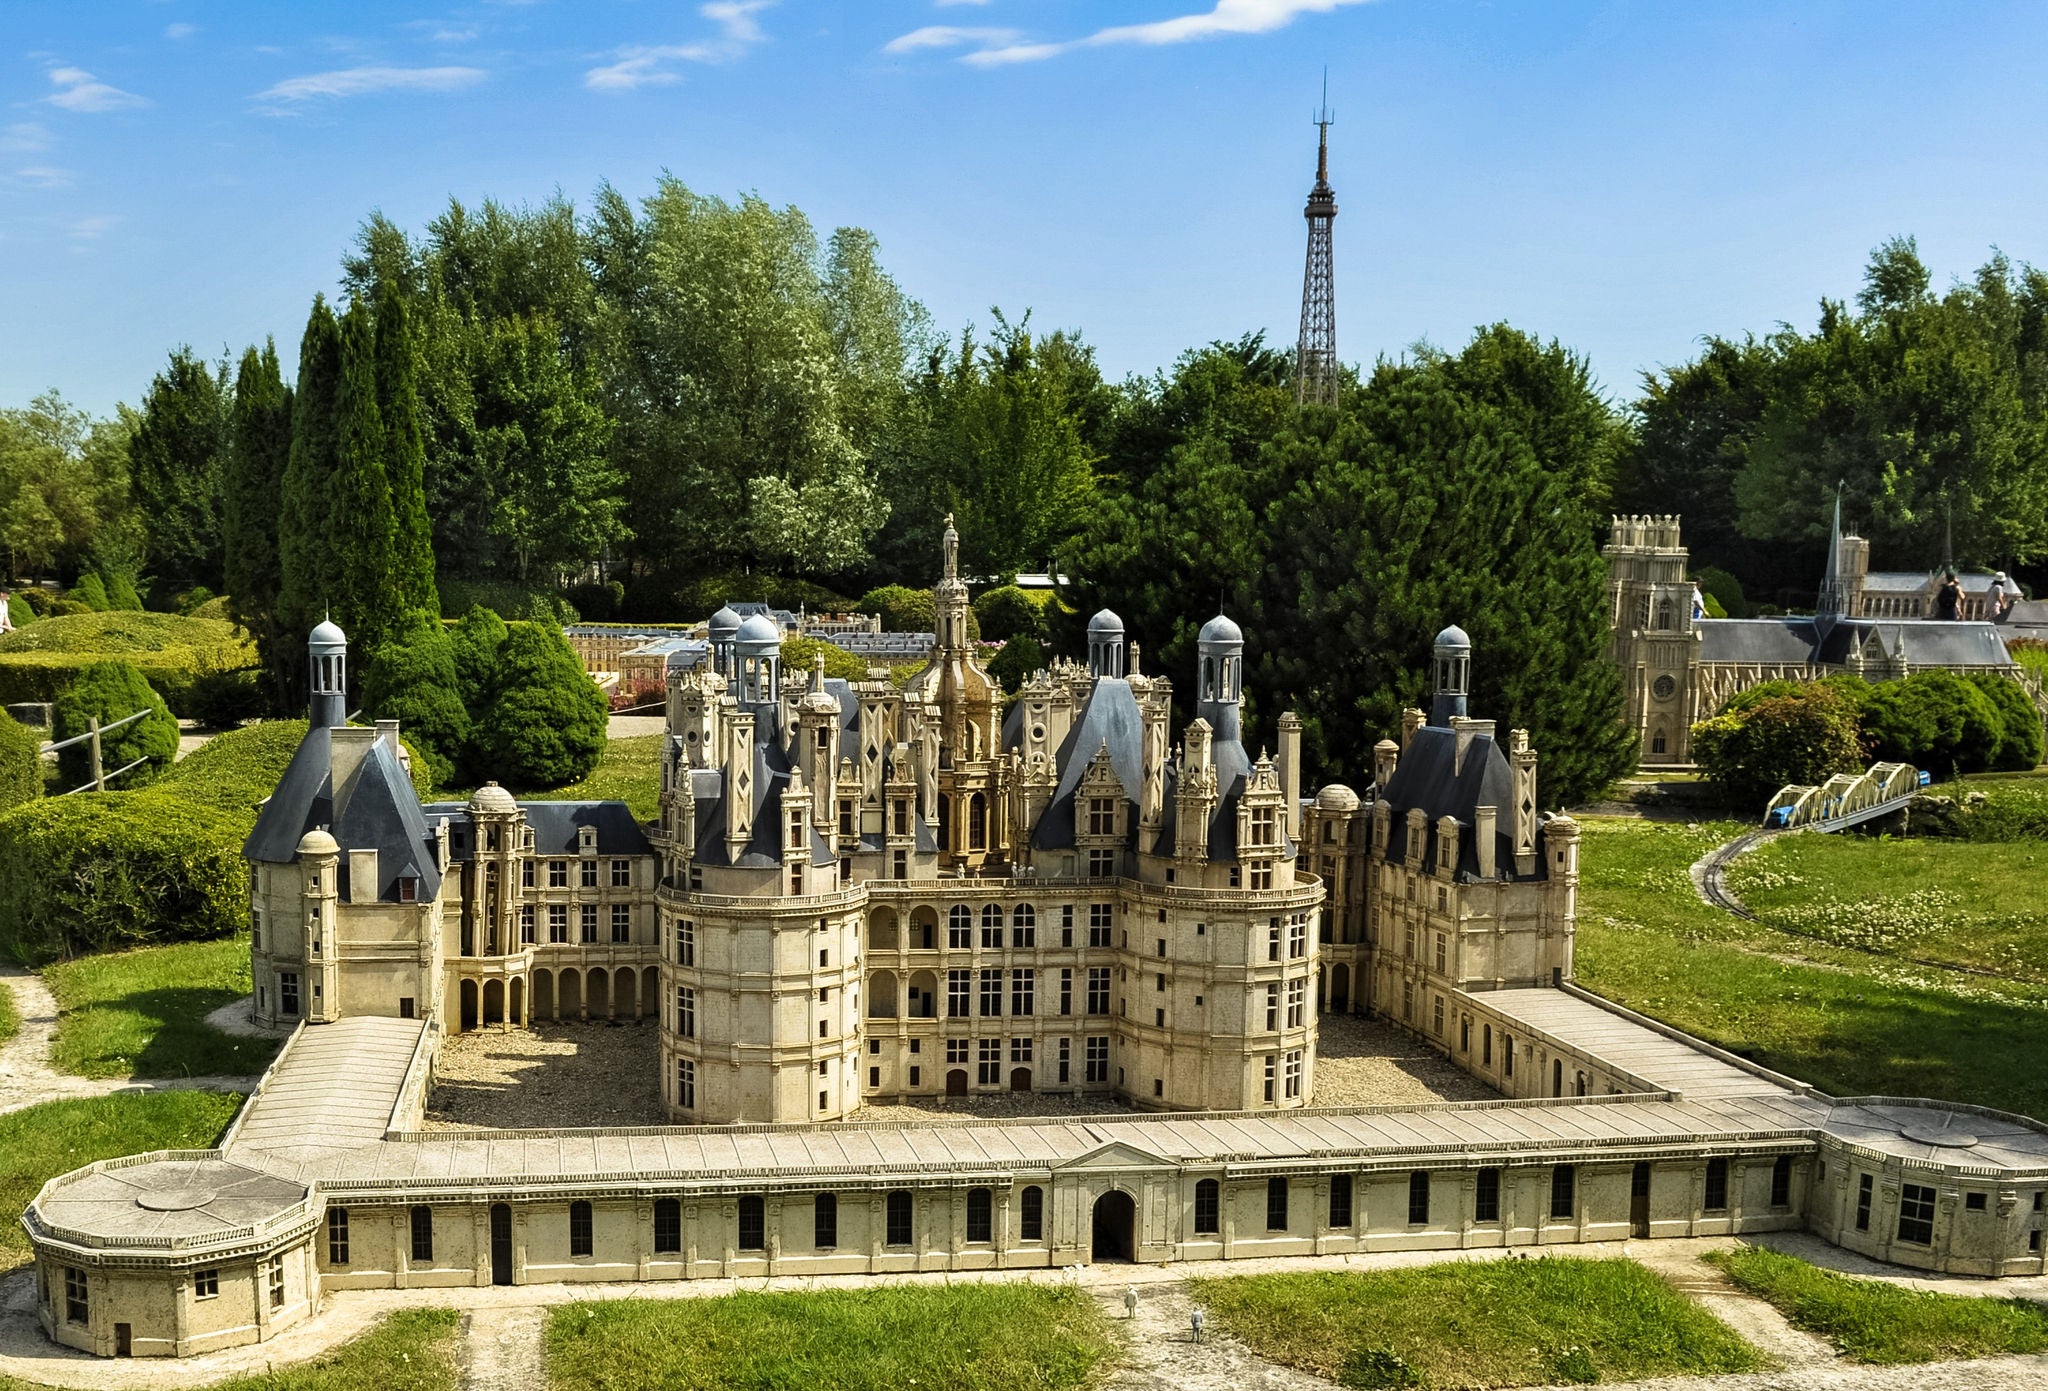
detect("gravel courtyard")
(422, 1010), (1492, 1131)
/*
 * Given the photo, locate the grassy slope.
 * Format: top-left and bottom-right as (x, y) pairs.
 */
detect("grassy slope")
(546, 1285), (1113, 1391)
(1191, 1259), (1761, 1388)
(1573, 818), (2048, 1117)
(0, 1310), (459, 1391)
(43, 934), (279, 1079)
(1708, 1246), (2048, 1363)
(0, 1092), (243, 1267)
(438, 733), (662, 820)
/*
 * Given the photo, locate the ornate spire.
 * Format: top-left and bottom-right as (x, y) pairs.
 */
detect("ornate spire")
(1296, 73), (1339, 409)
(1816, 484), (1846, 632)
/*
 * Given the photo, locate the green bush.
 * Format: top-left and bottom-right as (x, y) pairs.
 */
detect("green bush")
(184, 668), (271, 729)
(362, 610), (470, 786)
(859, 584), (937, 633)
(474, 623), (608, 788)
(437, 577), (576, 626)
(5, 591), (32, 630)
(188, 594), (232, 623)
(565, 579), (626, 621)
(71, 573), (109, 611)
(1863, 670), (2005, 777)
(171, 586), (216, 616)
(1972, 674), (2044, 772)
(51, 662), (179, 791)
(0, 710), (41, 814)
(450, 604), (510, 713)
(0, 794), (250, 961)
(973, 585), (1045, 643)
(988, 635), (1046, 692)
(17, 587), (58, 617)
(781, 635), (868, 683)
(1693, 683), (1867, 808)
(0, 610), (258, 712)
(104, 572), (143, 611)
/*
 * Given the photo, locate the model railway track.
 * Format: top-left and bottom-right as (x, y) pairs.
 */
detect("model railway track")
(1692, 830), (1775, 920)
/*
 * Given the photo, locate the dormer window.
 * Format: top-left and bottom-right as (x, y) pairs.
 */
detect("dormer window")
(1250, 806), (1276, 847)
(398, 877), (418, 903)
(1087, 798), (1116, 837)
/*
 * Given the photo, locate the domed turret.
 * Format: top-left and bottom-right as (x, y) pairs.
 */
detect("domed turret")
(296, 827), (339, 857)
(708, 605), (743, 676)
(308, 618), (347, 730)
(1198, 613), (1244, 649)
(1315, 783), (1360, 813)
(468, 781), (518, 815)
(1087, 608), (1126, 678)
(734, 613), (782, 707)
(1431, 624), (1471, 726)
(1195, 612), (1244, 740)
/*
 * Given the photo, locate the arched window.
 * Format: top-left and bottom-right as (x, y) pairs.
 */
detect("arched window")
(569, 1200), (593, 1257)
(1020, 1186), (1044, 1241)
(886, 1190), (914, 1246)
(968, 793), (987, 850)
(966, 1187), (993, 1243)
(1651, 727), (1668, 754)
(1194, 1179), (1220, 1235)
(1655, 597), (1674, 630)
(981, 903), (1003, 949)
(1012, 902), (1036, 946)
(737, 1195), (765, 1252)
(653, 1198), (681, 1254)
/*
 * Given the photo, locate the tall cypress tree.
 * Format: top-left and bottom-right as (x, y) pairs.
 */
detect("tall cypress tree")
(331, 300), (399, 661)
(278, 296), (343, 705)
(225, 340), (293, 706)
(128, 347), (230, 597)
(375, 280), (439, 619)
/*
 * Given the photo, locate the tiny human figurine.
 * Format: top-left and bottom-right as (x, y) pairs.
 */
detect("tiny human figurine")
(1936, 570), (1963, 621)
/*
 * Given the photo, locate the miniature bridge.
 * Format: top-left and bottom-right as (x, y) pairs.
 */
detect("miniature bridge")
(1694, 762), (1927, 919)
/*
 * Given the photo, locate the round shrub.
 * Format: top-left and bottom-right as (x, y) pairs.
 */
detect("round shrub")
(988, 635), (1046, 693)
(188, 594), (233, 623)
(104, 572), (143, 612)
(1971, 674), (2044, 772)
(1862, 670), (2005, 778)
(1695, 566), (1748, 619)
(474, 623), (608, 788)
(858, 584), (937, 633)
(70, 573), (109, 611)
(0, 793), (249, 962)
(5, 591), (32, 631)
(973, 585), (1045, 643)
(1692, 684), (1866, 809)
(781, 635), (867, 683)
(0, 709), (42, 813)
(51, 662), (179, 791)
(362, 610), (470, 786)
(450, 604), (510, 713)
(17, 587), (58, 617)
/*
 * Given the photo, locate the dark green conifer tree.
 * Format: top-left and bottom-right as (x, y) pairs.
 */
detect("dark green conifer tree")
(225, 340), (292, 705)
(330, 301), (399, 663)
(375, 280), (439, 619)
(361, 608), (469, 785)
(278, 297), (344, 703)
(475, 622), (608, 787)
(127, 347), (230, 597)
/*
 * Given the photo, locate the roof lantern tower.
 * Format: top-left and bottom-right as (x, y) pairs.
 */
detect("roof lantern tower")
(309, 616), (347, 729)
(1196, 613), (1245, 743)
(1087, 609), (1126, 678)
(1431, 624), (1471, 727)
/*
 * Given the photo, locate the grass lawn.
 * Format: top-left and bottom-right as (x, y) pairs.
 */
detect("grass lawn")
(0, 1309), (459, 1391)
(437, 734), (662, 820)
(545, 1284), (1113, 1391)
(0, 1091), (243, 1268)
(1190, 1258), (1761, 1389)
(1572, 818), (2048, 1118)
(43, 933), (280, 1079)
(1707, 1246), (2048, 1363)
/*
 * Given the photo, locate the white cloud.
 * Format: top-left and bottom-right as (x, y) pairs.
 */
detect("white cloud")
(901, 0), (1370, 66)
(69, 215), (118, 241)
(585, 1), (774, 92)
(2, 122), (53, 153)
(884, 26), (1019, 55)
(14, 166), (74, 189)
(256, 65), (487, 101)
(164, 22), (197, 40)
(44, 67), (149, 112)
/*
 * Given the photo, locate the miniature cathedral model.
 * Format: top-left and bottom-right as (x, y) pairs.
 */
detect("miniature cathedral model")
(244, 519), (1579, 1124)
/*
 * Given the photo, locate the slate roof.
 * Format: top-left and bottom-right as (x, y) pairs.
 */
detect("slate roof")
(1373, 724), (1539, 881)
(1152, 735), (1255, 861)
(1031, 677), (1147, 851)
(1696, 616), (2013, 669)
(244, 727), (445, 903)
(421, 801), (654, 861)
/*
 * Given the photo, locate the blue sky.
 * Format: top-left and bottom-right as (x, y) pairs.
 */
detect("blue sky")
(6, 1), (2048, 417)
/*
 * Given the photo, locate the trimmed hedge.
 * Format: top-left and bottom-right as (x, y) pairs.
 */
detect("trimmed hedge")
(0, 710), (40, 813)
(51, 663), (179, 790)
(0, 611), (257, 713)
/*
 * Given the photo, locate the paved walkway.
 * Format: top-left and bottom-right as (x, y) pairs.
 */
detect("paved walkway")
(5, 1235), (2044, 1391)
(0, 968), (255, 1119)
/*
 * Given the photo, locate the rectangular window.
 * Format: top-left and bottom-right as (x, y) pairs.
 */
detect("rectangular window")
(1284, 1049), (1303, 1099)
(1855, 1173), (1873, 1231)
(549, 860), (568, 888)
(1060, 968), (1073, 1016)
(1085, 1036), (1110, 1082)
(194, 1267), (219, 1298)
(1407, 1171), (1429, 1225)
(64, 1267), (87, 1325)
(522, 859), (535, 888)
(581, 859), (599, 888)
(1503, 1033), (1514, 1076)
(281, 972), (300, 1017)
(1286, 980), (1306, 1028)
(1266, 1176), (1289, 1231)
(948, 969), (971, 1018)
(1771, 1155), (1793, 1208)
(268, 1262), (284, 1308)
(654, 1199), (681, 1254)
(1329, 1174), (1353, 1227)
(1476, 1167), (1500, 1222)
(611, 904), (632, 942)
(1266, 983), (1280, 1031)
(1087, 848), (1115, 876)
(1087, 797), (1115, 836)
(1898, 1183), (1936, 1245)
(1704, 1157), (1729, 1212)
(1432, 995), (1444, 1036)
(520, 905), (536, 944)
(737, 1196), (765, 1252)
(979, 967), (1003, 1017)
(611, 858), (631, 888)
(1268, 925), (1282, 961)
(677, 918), (695, 966)
(1058, 1036), (1071, 1083)
(1088, 903), (1114, 947)
(1194, 1180), (1220, 1235)
(1288, 919), (1306, 959)
(886, 1191), (913, 1246)
(1086, 967), (1111, 1015)
(982, 920), (1002, 949)
(1434, 933), (1446, 972)
(676, 1058), (696, 1109)
(549, 905), (569, 943)
(407, 1205), (435, 1263)
(967, 1188), (993, 1243)
(1022, 1185), (1044, 1241)
(580, 904), (599, 942)
(1550, 1165), (1575, 1220)
(1011, 1036), (1032, 1064)
(1011, 969), (1035, 1016)
(814, 1193), (838, 1249)
(978, 1037), (1001, 1085)
(250, 908), (262, 951)
(675, 987), (695, 1038)
(1263, 1054), (1276, 1103)
(570, 1201), (593, 1257)
(1013, 909), (1035, 947)
(1965, 1191), (1986, 1212)
(327, 1207), (350, 1265)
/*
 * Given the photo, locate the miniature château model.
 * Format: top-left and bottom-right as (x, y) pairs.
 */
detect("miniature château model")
(1606, 509), (2021, 767)
(22, 525), (2048, 1361)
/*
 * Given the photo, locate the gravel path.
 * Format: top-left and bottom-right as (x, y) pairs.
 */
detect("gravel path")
(0, 967), (255, 1117)
(425, 1020), (664, 1130)
(458, 1306), (548, 1391)
(1102, 1279), (1330, 1391)
(1309, 1011), (1498, 1106)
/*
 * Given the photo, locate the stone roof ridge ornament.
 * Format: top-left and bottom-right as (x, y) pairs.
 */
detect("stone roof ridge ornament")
(942, 513), (959, 582)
